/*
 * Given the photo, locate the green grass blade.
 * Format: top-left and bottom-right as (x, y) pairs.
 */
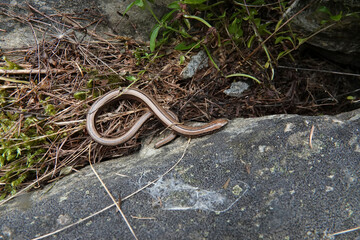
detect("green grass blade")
(184, 15), (212, 28)
(226, 73), (262, 84)
(150, 24), (161, 52)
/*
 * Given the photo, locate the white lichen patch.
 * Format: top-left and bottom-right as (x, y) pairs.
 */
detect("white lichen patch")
(284, 123), (294, 132)
(232, 185), (243, 196)
(147, 177), (249, 213)
(258, 145), (273, 153)
(57, 214), (72, 225)
(258, 145), (266, 153)
(327, 174), (335, 179)
(332, 119), (344, 124)
(348, 135), (360, 152)
(355, 145), (360, 153)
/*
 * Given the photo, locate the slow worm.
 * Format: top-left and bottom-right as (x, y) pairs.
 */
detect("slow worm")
(86, 88), (228, 147)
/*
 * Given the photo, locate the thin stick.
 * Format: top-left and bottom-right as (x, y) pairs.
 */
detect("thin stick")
(309, 125), (315, 149)
(0, 76), (30, 84)
(330, 226), (360, 236)
(0, 144), (90, 207)
(0, 173), (51, 206)
(88, 144), (139, 240)
(52, 137), (68, 177)
(131, 216), (156, 220)
(243, 0), (274, 80)
(277, 65), (360, 77)
(28, 21), (42, 82)
(31, 203), (115, 240)
(245, 3), (311, 60)
(31, 139), (191, 240)
(0, 69), (65, 75)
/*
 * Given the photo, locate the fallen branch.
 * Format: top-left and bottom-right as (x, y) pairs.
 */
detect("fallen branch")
(0, 68), (66, 75)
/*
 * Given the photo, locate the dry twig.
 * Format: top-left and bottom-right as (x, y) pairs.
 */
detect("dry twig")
(31, 139), (191, 240)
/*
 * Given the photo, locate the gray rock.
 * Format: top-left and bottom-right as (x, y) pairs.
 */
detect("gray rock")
(181, 50), (209, 79)
(0, 0), (171, 49)
(285, 0), (360, 66)
(224, 81), (250, 97)
(1, 109), (360, 239)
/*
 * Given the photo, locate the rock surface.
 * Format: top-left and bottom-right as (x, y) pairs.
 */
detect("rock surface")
(285, 0), (360, 66)
(224, 81), (250, 97)
(0, 0), (171, 49)
(1, 1), (360, 239)
(1, 109), (359, 239)
(181, 50), (209, 79)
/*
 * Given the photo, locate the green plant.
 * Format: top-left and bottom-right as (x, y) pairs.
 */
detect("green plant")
(125, 0), (289, 82)
(0, 111), (52, 198)
(125, 0), (215, 52)
(74, 91), (88, 100)
(0, 56), (23, 70)
(274, 5), (360, 61)
(124, 0), (358, 83)
(133, 47), (163, 64)
(317, 6), (343, 24)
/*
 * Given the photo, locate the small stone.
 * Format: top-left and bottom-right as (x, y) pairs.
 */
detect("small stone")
(224, 81), (250, 97)
(181, 50), (208, 79)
